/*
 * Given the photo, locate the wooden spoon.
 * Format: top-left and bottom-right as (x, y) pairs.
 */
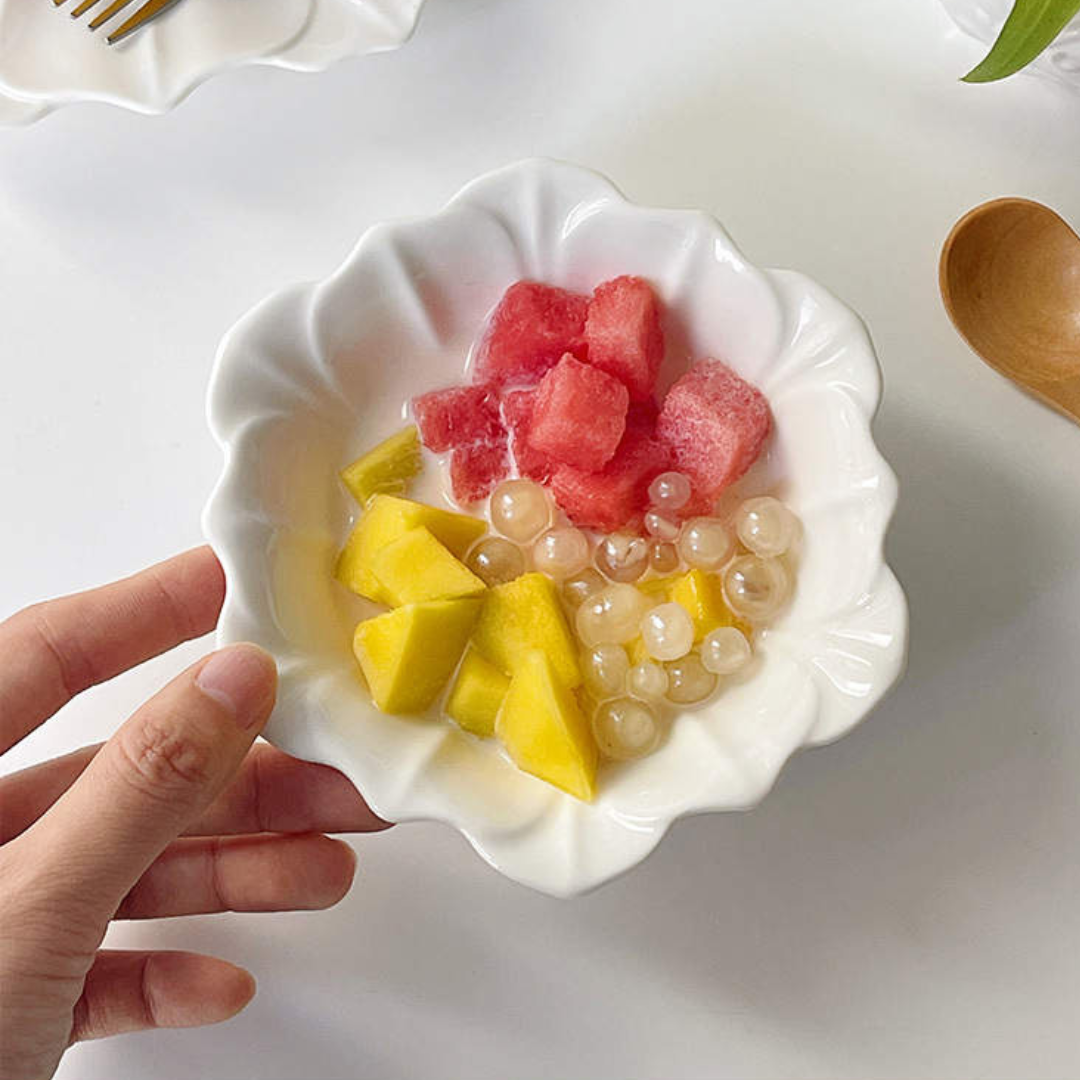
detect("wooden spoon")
(940, 198), (1080, 424)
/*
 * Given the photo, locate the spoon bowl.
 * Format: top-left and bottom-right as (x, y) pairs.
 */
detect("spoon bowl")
(940, 197), (1080, 423)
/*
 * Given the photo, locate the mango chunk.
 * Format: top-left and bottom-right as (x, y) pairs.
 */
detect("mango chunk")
(371, 527), (486, 607)
(638, 575), (677, 602)
(335, 495), (487, 603)
(626, 636), (652, 666)
(496, 650), (598, 801)
(670, 568), (751, 641)
(473, 572), (581, 688)
(353, 598), (481, 714)
(446, 648), (509, 737)
(340, 426), (422, 505)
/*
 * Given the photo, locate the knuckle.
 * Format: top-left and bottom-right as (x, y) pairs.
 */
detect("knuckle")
(146, 565), (200, 642)
(115, 717), (216, 802)
(19, 602), (95, 701)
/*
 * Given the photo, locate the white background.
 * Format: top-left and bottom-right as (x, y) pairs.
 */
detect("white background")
(3, 1), (1080, 1077)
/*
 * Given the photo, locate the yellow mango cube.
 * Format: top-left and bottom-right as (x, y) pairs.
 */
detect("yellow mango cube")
(335, 495), (487, 603)
(496, 650), (598, 801)
(446, 649), (509, 738)
(473, 572), (581, 688)
(353, 598), (481, 714)
(626, 636), (652, 666)
(638, 575), (677, 602)
(371, 527), (486, 607)
(670, 569), (751, 641)
(625, 578), (679, 665)
(340, 425), (422, 506)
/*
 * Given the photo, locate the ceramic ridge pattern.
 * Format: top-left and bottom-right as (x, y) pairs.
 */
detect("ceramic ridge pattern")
(0, 0), (426, 123)
(203, 159), (909, 896)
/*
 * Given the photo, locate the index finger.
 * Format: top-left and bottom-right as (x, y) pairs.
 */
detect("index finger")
(0, 546), (225, 754)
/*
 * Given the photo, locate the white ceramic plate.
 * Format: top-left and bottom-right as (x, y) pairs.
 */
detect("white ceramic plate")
(0, 0), (426, 124)
(204, 159), (908, 897)
(941, 0), (1080, 90)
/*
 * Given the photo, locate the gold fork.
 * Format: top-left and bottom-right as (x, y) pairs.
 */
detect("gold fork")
(53, 0), (182, 45)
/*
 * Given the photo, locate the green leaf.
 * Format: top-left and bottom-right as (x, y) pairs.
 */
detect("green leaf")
(962, 0), (1080, 82)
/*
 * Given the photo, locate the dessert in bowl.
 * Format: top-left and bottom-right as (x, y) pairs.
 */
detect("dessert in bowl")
(204, 159), (907, 896)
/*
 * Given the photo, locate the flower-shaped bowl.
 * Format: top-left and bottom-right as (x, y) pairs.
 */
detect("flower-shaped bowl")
(204, 159), (908, 897)
(0, 0), (426, 124)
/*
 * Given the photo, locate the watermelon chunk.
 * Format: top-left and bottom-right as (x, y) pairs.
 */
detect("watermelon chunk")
(584, 276), (665, 402)
(624, 396), (660, 436)
(412, 385), (504, 453)
(450, 442), (509, 504)
(473, 281), (589, 388)
(502, 388), (555, 482)
(656, 360), (772, 499)
(527, 354), (629, 472)
(550, 425), (672, 533)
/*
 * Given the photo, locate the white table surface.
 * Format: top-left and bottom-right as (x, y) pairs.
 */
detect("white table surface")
(3, 1), (1080, 1077)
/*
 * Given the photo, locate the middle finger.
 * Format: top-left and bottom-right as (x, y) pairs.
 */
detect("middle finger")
(0, 743), (390, 845)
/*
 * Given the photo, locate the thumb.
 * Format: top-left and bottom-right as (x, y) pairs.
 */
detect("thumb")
(25, 644), (276, 926)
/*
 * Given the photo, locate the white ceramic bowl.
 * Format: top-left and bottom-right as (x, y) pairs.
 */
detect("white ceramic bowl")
(204, 159), (908, 897)
(941, 0), (1080, 91)
(0, 0), (426, 124)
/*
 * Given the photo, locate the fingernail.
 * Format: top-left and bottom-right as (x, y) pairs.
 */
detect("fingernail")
(196, 644), (277, 729)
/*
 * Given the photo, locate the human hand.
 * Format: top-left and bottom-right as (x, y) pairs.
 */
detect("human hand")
(0, 547), (388, 1080)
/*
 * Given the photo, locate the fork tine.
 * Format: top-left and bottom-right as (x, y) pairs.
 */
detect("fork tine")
(88, 0), (136, 30)
(70, 0), (106, 16)
(106, 0), (179, 43)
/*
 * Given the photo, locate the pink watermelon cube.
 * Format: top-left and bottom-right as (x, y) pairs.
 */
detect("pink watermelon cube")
(624, 396), (660, 436)
(502, 388), (555, 482)
(527, 354), (629, 471)
(450, 442), (509, 504)
(473, 281), (589, 388)
(655, 360), (772, 499)
(412, 385), (504, 453)
(584, 276), (665, 402)
(550, 425), (672, 533)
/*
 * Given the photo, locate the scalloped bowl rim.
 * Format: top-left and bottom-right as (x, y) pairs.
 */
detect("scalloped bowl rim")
(0, 0), (427, 123)
(203, 159), (909, 896)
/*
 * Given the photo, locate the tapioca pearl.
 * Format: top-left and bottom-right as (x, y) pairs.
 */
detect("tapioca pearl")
(648, 541), (680, 574)
(627, 661), (668, 702)
(640, 602), (695, 662)
(734, 496), (798, 558)
(723, 555), (791, 622)
(644, 510), (681, 542)
(562, 568), (606, 609)
(466, 537), (525, 586)
(575, 584), (650, 647)
(583, 644), (631, 699)
(648, 471), (692, 512)
(595, 532), (650, 583)
(677, 517), (733, 570)
(489, 479), (551, 543)
(592, 698), (662, 760)
(665, 653), (717, 705)
(533, 527), (590, 579)
(701, 626), (752, 675)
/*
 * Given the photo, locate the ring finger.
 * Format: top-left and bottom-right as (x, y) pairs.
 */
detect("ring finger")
(115, 832), (357, 919)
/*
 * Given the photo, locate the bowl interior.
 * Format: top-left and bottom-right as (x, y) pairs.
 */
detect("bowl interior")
(206, 162), (905, 893)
